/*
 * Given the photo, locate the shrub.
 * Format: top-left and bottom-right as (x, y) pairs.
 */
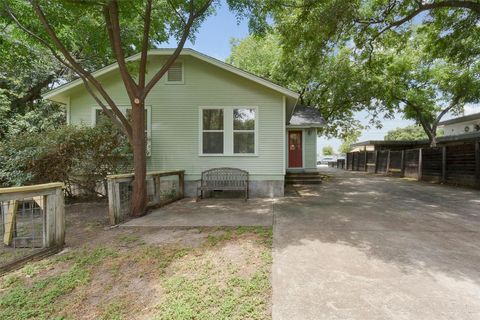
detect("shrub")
(0, 121), (132, 198)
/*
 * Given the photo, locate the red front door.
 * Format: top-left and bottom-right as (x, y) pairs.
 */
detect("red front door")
(288, 131), (302, 168)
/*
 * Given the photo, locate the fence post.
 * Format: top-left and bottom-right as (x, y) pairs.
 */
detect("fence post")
(45, 193), (56, 247)
(374, 150), (379, 173)
(179, 171), (185, 199)
(400, 150), (406, 178)
(364, 151), (368, 172)
(441, 146), (447, 183)
(3, 200), (18, 246)
(475, 140), (480, 187)
(107, 178), (117, 225)
(418, 148), (423, 181)
(54, 187), (65, 246)
(153, 175), (161, 205)
(386, 150), (391, 175)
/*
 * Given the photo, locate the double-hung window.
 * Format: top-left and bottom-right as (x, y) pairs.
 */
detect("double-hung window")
(202, 108), (224, 154)
(233, 108), (255, 154)
(200, 107), (257, 156)
(93, 106), (152, 156)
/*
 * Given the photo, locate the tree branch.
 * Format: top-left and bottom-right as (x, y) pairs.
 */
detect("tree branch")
(141, 0), (213, 98)
(139, 0), (153, 89)
(375, 1), (480, 36)
(432, 95), (461, 135)
(167, 0), (186, 25)
(398, 96), (436, 142)
(29, 0), (132, 139)
(104, 1), (138, 99)
(78, 76), (129, 138)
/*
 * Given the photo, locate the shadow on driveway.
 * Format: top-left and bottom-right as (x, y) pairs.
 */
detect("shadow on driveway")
(273, 169), (480, 320)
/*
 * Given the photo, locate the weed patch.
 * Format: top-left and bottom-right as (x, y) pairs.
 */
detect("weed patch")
(0, 247), (117, 320)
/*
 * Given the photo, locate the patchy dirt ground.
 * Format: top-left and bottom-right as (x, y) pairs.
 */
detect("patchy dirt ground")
(0, 201), (272, 320)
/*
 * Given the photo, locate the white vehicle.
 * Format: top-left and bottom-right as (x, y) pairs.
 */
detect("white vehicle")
(317, 156), (335, 166)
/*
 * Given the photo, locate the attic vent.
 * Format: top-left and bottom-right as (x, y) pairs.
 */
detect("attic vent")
(167, 62), (183, 83)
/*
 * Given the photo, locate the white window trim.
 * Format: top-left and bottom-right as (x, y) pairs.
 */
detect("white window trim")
(199, 106), (225, 156)
(165, 60), (185, 85)
(91, 105), (152, 156)
(199, 106), (259, 157)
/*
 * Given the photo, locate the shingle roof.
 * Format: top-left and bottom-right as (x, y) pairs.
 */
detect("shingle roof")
(288, 105), (325, 128)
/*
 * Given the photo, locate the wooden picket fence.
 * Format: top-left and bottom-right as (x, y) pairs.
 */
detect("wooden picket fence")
(345, 141), (480, 188)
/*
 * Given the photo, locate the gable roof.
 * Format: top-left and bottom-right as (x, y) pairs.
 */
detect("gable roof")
(43, 48), (300, 103)
(287, 105), (325, 128)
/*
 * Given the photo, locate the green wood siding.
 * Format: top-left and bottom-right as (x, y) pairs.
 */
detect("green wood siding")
(68, 55), (285, 181)
(303, 129), (317, 170)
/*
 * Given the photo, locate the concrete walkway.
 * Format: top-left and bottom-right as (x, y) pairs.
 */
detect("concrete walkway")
(273, 169), (480, 319)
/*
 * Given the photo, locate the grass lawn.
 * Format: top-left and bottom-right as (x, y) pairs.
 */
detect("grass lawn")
(0, 202), (272, 320)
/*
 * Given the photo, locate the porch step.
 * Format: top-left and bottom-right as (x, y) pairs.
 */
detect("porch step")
(285, 172), (324, 185)
(285, 179), (323, 185)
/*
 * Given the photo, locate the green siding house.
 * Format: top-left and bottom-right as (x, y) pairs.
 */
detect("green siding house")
(43, 49), (324, 197)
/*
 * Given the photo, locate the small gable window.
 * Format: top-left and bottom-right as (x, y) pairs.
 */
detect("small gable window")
(166, 62), (184, 83)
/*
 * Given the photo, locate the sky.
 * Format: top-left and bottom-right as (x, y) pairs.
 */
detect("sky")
(169, 2), (250, 60)
(167, 1), (480, 157)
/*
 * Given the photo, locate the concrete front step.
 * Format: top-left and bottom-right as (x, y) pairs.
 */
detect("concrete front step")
(286, 175), (323, 179)
(285, 172), (324, 185)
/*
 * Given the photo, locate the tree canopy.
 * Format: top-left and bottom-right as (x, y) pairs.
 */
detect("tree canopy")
(322, 145), (334, 156)
(384, 125), (429, 141)
(0, 0), (230, 216)
(229, 0), (480, 145)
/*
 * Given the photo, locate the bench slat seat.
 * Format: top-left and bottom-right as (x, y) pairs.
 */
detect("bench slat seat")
(197, 167), (248, 201)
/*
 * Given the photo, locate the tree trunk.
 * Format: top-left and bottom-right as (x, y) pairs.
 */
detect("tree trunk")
(430, 134), (437, 148)
(130, 101), (147, 217)
(416, 116), (437, 148)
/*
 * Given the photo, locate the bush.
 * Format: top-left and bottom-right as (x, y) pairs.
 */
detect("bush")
(0, 121), (132, 198)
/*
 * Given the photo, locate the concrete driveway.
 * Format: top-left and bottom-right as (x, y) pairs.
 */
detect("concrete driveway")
(273, 169), (480, 320)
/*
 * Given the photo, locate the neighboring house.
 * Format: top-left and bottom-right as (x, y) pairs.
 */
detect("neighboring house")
(439, 112), (480, 136)
(351, 113), (480, 152)
(351, 131), (480, 152)
(43, 49), (324, 197)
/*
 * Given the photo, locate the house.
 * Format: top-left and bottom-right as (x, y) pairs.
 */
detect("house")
(351, 112), (480, 152)
(439, 112), (480, 136)
(43, 49), (324, 197)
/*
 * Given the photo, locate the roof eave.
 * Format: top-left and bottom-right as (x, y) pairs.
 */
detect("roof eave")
(438, 113), (480, 126)
(42, 49), (299, 101)
(286, 124), (324, 129)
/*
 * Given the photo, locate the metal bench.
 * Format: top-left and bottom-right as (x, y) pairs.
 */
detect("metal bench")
(197, 167), (249, 201)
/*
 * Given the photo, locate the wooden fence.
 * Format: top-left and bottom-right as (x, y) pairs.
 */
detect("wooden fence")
(107, 170), (185, 225)
(0, 183), (65, 273)
(328, 159), (346, 169)
(345, 141), (480, 188)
